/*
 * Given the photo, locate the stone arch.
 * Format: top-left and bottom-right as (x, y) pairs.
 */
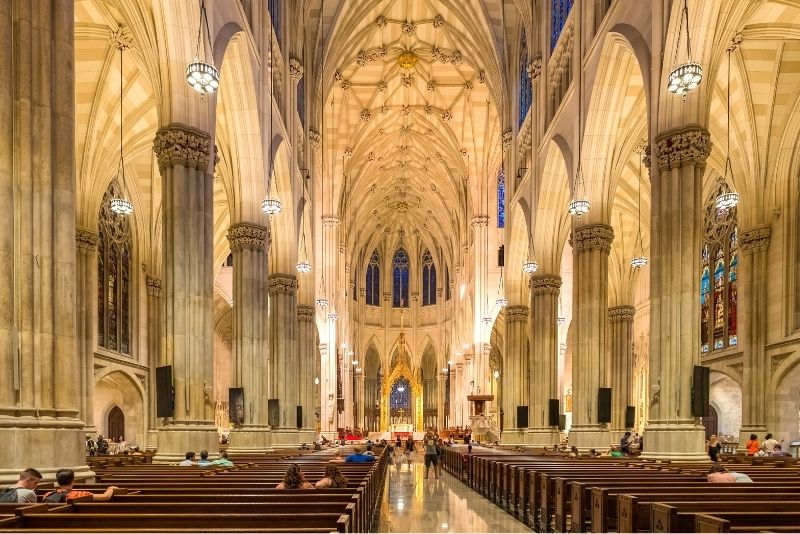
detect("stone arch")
(268, 140), (297, 274)
(771, 355), (800, 441)
(534, 140), (572, 274)
(93, 369), (146, 447)
(506, 199), (530, 305)
(708, 370), (742, 439)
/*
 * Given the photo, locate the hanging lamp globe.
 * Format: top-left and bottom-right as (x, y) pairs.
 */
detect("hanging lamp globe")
(557, 315), (566, 326)
(568, 198), (590, 216)
(630, 255), (648, 268)
(522, 259), (539, 274)
(481, 316), (492, 325)
(110, 197), (133, 216)
(186, 58), (220, 94)
(327, 312), (339, 321)
(316, 298), (329, 308)
(296, 260), (311, 274)
(261, 196), (283, 215)
(495, 297), (508, 308)
(715, 189), (740, 210)
(668, 61), (702, 96)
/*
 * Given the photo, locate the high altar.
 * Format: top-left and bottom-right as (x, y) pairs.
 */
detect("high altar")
(379, 333), (424, 431)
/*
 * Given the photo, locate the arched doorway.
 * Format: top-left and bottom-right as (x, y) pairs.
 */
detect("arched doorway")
(108, 406), (125, 440)
(702, 405), (718, 440)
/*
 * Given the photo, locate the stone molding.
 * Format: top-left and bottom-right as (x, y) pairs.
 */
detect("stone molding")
(289, 57), (304, 80)
(740, 225), (771, 253)
(506, 305), (529, 322)
(297, 304), (315, 322)
(529, 274), (562, 295)
(75, 227), (99, 252)
(655, 126), (712, 171)
(608, 305), (635, 323)
(309, 129), (321, 151)
(268, 274), (298, 295)
(153, 124), (212, 171)
(322, 215), (341, 227)
(227, 223), (269, 252)
(471, 215), (489, 228)
(146, 276), (163, 298)
(572, 224), (614, 254)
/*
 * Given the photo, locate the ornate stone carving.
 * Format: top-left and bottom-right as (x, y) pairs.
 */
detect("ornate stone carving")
(470, 215), (489, 228)
(402, 21), (416, 35)
(153, 124), (212, 171)
(572, 224), (614, 254)
(322, 215), (341, 227)
(527, 56), (543, 80)
(109, 25), (132, 50)
(642, 144), (652, 169)
(506, 305), (529, 322)
(502, 130), (513, 154)
(75, 227), (99, 252)
(530, 274), (562, 295)
(608, 305), (635, 322)
(360, 108), (372, 123)
(740, 225), (771, 252)
(375, 16), (387, 29)
(268, 274), (298, 295)
(297, 304), (314, 322)
(227, 223), (269, 252)
(309, 129), (321, 151)
(433, 14), (444, 28)
(655, 126), (712, 171)
(146, 276), (163, 298)
(289, 57), (304, 80)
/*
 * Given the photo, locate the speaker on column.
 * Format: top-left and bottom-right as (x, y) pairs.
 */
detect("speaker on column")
(268, 399), (280, 427)
(229, 388), (244, 425)
(692, 365), (710, 417)
(498, 245), (505, 267)
(155, 365), (173, 417)
(625, 406), (636, 429)
(516, 406), (528, 428)
(296, 406), (303, 429)
(548, 399), (560, 427)
(598, 388), (612, 423)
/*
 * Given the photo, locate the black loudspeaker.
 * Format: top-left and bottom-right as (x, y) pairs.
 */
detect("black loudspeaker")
(268, 399), (280, 427)
(498, 245), (505, 267)
(296, 406), (303, 429)
(625, 406), (636, 429)
(516, 406), (528, 428)
(598, 388), (612, 423)
(692, 365), (710, 417)
(229, 388), (244, 425)
(155, 366), (173, 417)
(558, 414), (566, 431)
(548, 399), (560, 427)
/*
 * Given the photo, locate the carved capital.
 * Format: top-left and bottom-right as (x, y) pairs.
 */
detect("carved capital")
(75, 227), (99, 252)
(740, 225), (771, 253)
(572, 224), (614, 254)
(502, 130), (513, 154)
(527, 56), (542, 80)
(505, 305), (529, 322)
(642, 144), (652, 169)
(309, 129), (321, 151)
(529, 274), (562, 295)
(153, 124), (212, 171)
(227, 223), (269, 252)
(297, 304), (315, 322)
(655, 126), (712, 171)
(471, 215), (489, 228)
(608, 305), (635, 323)
(146, 275), (163, 297)
(322, 215), (341, 227)
(289, 57), (304, 80)
(268, 274), (298, 295)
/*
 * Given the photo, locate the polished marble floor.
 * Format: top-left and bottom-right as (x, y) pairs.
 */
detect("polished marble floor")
(374, 454), (529, 533)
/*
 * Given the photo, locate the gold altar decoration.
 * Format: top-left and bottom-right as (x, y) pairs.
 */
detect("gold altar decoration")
(380, 333), (423, 431)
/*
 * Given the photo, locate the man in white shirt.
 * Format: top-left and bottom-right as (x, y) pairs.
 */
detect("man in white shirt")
(178, 452), (196, 466)
(1, 469), (42, 503)
(763, 433), (780, 452)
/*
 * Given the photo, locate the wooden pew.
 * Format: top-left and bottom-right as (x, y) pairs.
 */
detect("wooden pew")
(651, 504), (800, 533)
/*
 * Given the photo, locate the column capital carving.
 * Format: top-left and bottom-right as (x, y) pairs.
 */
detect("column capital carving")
(654, 125), (712, 171)
(642, 144), (652, 169)
(153, 124), (212, 171)
(608, 305), (635, 323)
(470, 215), (489, 228)
(289, 57), (304, 80)
(527, 56), (542, 80)
(572, 224), (614, 254)
(268, 274), (298, 295)
(146, 275), (163, 297)
(502, 130), (513, 154)
(309, 129), (321, 151)
(505, 305), (529, 322)
(322, 215), (341, 227)
(740, 225), (771, 252)
(297, 304), (315, 321)
(227, 223), (269, 252)
(75, 227), (99, 252)
(529, 274), (562, 295)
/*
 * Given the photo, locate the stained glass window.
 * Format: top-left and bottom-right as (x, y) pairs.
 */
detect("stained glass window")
(700, 184), (738, 353)
(98, 181), (131, 355)
(551, 0), (574, 51)
(392, 248), (410, 308)
(519, 30), (532, 128)
(390, 377), (411, 411)
(366, 249), (380, 306)
(422, 249), (437, 306)
(498, 166), (506, 228)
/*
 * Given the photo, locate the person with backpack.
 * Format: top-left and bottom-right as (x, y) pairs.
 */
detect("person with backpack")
(0, 468), (42, 503)
(43, 469), (118, 503)
(96, 435), (109, 455)
(86, 437), (97, 456)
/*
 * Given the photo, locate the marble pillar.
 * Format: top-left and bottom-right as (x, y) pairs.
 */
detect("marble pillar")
(609, 306), (635, 434)
(76, 229), (100, 437)
(297, 304), (316, 440)
(501, 305), (529, 444)
(0, 0), (92, 482)
(320, 216), (340, 438)
(437, 374), (445, 431)
(643, 126), (710, 460)
(268, 274), (300, 445)
(470, 215), (490, 398)
(528, 276), (562, 445)
(738, 225), (771, 446)
(145, 276), (163, 450)
(152, 124), (218, 461)
(570, 225), (614, 450)
(226, 223), (271, 453)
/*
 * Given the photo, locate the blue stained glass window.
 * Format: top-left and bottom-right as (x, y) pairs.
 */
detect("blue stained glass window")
(390, 377), (411, 411)
(498, 166), (506, 228)
(519, 30), (532, 128)
(551, 0), (574, 51)
(366, 249), (380, 306)
(268, 0), (281, 49)
(392, 248), (410, 308)
(422, 249), (437, 306)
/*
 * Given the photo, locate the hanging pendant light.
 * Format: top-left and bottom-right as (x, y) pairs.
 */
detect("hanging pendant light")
(522, 259), (539, 274)
(630, 143), (648, 268)
(110, 42), (133, 215)
(296, 173), (312, 273)
(667, 0), (702, 97)
(316, 297), (329, 308)
(327, 312), (339, 321)
(261, 15), (281, 214)
(186, 0), (220, 94)
(495, 266), (507, 308)
(261, 195), (283, 215)
(568, 164), (590, 217)
(716, 46), (740, 210)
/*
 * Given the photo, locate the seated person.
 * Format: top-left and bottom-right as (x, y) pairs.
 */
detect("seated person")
(130, 446), (143, 456)
(568, 446), (580, 458)
(276, 464), (313, 489)
(771, 444), (792, 457)
(706, 464), (736, 483)
(730, 471), (753, 483)
(345, 446), (375, 463)
(315, 465), (349, 489)
(196, 450), (213, 466)
(44, 469), (118, 502)
(178, 452), (196, 466)
(1, 468), (42, 503)
(330, 451), (345, 463)
(587, 448), (600, 457)
(209, 451), (234, 467)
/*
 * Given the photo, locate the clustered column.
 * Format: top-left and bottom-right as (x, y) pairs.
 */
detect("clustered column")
(268, 274), (299, 445)
(297, 304), (316, 439)
(470, 215), (490, 396)
(76, 229), (100, 436)
(528, 276), (561, 445)
(609, 305), (635, 434)
(145, 275), (163, 450)
(502, 305), (529, 442)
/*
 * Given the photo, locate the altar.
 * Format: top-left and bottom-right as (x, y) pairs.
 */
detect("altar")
(391, 423), (414, 434)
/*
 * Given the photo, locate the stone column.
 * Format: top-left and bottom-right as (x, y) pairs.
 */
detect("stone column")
(570, 225), (614, 450)
(643, 126), (711, 460)
(320, 216), (340, 438)
(145, 276), (163, 450)
(528, 275), (562, 445)
(152, 124), (218, 461)
(76, 229), (99, 436)
(437, 373), (445, 431)
(297, 304), (316, 441)
(268, 273), (299, 445)
(225, 223), (271, 453)
(500, 305), (528, 443)
(356, 370), (365, 432)
(471, 215), (490, 396)
(738, 225), (771, 446)
(609, 306), (635, 434)
(0, 0), (92, 482)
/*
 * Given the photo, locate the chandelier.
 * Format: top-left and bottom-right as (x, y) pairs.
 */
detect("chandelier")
(667, 0), (702, 97)
(716, 46), (740, 211)
(630, 143), (648, 269)
(296, 173), (312, 273)
(296, 261), (312, 274)
(522, 259), (539, 274)
(261, 12), (281, 214)
(482, 316), (492, 325)
(495, 266), (507, 308)
(316, 297), (329, 308)
(110, 42), (133, 215)
(327, 312), (339, 321)
(568, 164), (590, 217)
(495, 297), (508, 308)
(186, 0), (219, 94)
(261, 195), (282, 215)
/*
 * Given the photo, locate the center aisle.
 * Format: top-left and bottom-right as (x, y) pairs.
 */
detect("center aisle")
(374, 452), (529, 533)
